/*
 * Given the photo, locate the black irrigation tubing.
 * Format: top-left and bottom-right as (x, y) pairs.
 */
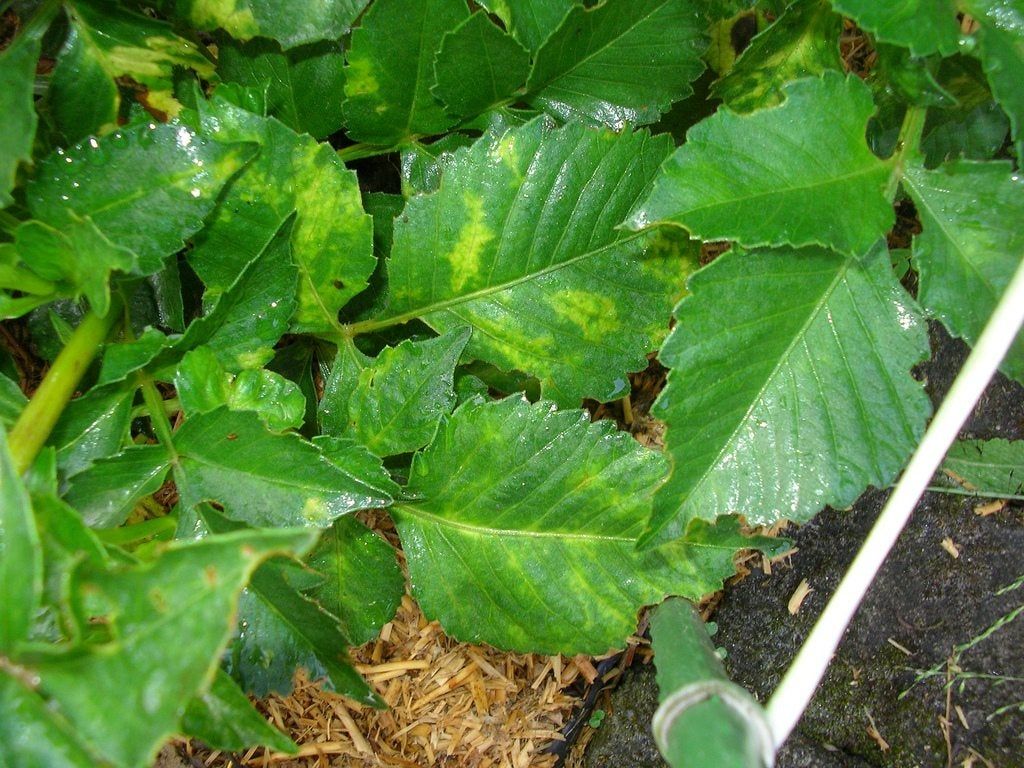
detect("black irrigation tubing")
(546, 652), (626, 765)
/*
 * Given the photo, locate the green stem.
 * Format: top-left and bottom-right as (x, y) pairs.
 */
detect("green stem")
(130, 396), (180, 422)
(885, 105), (928, 201)
(0, 209), (22, 235)
(95, 515), (177, 546)
(0, 264), (56, 295)
(336, 142), (404, 163)
(137, 373), (178, 456)
(921, 484), (1024, 502)
(8, 296), (123, 474)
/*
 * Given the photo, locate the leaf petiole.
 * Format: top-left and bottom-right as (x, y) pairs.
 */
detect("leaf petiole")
(885, 105), (928, 201)
(0, 209), (22, 235)
(336, 142), (403, 163)
(94, 515), (177, 546)
(136, 372), (178, 457)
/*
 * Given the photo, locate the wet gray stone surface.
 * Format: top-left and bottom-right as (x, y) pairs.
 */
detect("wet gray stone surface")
(583, 327), (1024, 767)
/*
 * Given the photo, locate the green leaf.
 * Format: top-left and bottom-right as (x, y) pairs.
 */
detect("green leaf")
(317, 340), (370, 438)
(525, 0), (707, 128)
(228, 370), (306, 431)
(0, 371), (28, 426)
(0, 23), (43, 208)
(266, 340), (320, 436)
(12, 218), (136, 317)
(48, 384), (135, 480)
(170, 0), (370, 48)
(217, 36), (347, 140)
(173, 407), (396, 528)
(829, 0), (960, 56)
(711, 0), (843, 112)
(374, 117), (689, 406)
(433, 12), (530, 119)
(179, 216), (298, 372)
(304, 516), (403, 646)
(182, 668), (297, 754)
(941, 439), (1024, 498)
(95, 328), (169, 388)
(190, 97), (373, 334)
(400, 134), (477, 196)
(0, 674), (100, 768)
(28, 119), (255, 276)
(902, 160), (1024, 383)
(175, 347), (306, 431)
(175, 347), (232, 415)
(0, 425), (41, 651)
(343, 0), (470, 143)
(49, 0), (215, 142)
(962, 0), (1024, 163)
(23, 529), (314, 768)
(873, 43), (956, 108)
(642, 244), (931, 549)
(342, 328), (471, 456)
(61, 445), (171, 529)
(393, 395), (775, 654)
(477, 0), (578, 52)
(229, 557), (378, 703)
(629, 73), (894, 257)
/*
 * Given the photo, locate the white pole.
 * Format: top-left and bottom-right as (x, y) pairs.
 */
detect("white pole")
(765, 253), (1024, 751)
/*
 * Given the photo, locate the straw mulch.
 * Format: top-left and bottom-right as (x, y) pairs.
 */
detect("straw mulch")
(175, 593), (589, 768)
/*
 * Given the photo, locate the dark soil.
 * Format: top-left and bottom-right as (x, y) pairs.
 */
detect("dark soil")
(583, 325), (1024, 767)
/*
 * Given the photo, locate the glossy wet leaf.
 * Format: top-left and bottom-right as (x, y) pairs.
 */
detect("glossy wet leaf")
(963, 0), (1024, 162)
(175, 347), (306, 431)
(0, 426), (40, 651)
(28, 119), (254, 276)
(477, 0), (578, 52)
(49, 0), (214, 142)
(305, 516), (404, 646)
(642, 244), (931, 549)
(830, 0), (961, 56)
(174, 407), (396, 528)
(61, 446), (171, 529)
(179, 216), (298, 372)
(0, 21), (43, 207)
(401, 134), (476, 195)
(711, 0), (843, 112)
(629, 73), (894, 257)
(23, 529), (314, 768)
(433, 13), (530, 119)
(525, 0), (706, 128)
(344, 0), (469, 143)
(12, 218), (136, 317)
(342, 328), (471, 456)
(48, 384), (134, 480)
(190, 97), (373, 334)
(168, 0), (370, 48)
(217, 37), (346, 140)
(394, 396), (779, 654)
(182, 668), (298, 754)
(942, 439), (1024, 498)
(379, 117), (689, 406)
(903, 160), (1024, 383)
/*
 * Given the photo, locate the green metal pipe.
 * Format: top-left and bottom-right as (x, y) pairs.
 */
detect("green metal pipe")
(651, 598), (773, 768)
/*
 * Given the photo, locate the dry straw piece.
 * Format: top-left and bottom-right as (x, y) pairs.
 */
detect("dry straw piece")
(179, 595), (581, 768)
